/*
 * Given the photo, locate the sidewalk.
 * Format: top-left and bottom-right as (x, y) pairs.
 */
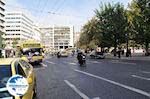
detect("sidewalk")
(105, 53), (150, 61)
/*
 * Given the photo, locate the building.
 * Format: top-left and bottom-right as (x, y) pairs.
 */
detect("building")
(40, 27), (54, 52)
(0, 0), (5, 48)
(4, 12), (41, 48)
(74, 32), (81, 44)
(32, 25), (41, 42)
(54, 26), (74, 50)
(40, 25), (74, 51)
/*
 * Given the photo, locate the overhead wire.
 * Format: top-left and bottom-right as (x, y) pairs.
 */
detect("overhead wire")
(54, 0), (66, 13)
(6, 4), (90, 19)
(56, 0), (67, 14)
(38, 0), (49, 23)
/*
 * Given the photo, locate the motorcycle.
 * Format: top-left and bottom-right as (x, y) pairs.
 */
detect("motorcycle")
(78, 55), (86, 66)
(57, 52), (61, 58)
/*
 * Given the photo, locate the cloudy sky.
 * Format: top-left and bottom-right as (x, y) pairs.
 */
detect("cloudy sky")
(5, 0), (132, 31)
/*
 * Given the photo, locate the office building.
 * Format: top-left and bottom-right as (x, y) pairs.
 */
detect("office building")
(0, 0), (5, 48)
(32, 25), (41, 42)
(40, 25), (74, 51)
(40, 27), (54, 51)
(4, 12), (41, 48)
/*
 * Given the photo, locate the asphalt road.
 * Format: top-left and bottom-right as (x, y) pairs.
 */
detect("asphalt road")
(34, 55), (150, 99)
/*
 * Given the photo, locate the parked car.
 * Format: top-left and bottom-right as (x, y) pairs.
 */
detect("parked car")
(0, 58), (37, 99)
(90, 50), (105, 59)
(60, 51), (69, 57)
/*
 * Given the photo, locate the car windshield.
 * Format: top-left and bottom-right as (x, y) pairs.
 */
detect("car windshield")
(22, 48), (42, 56)
(0, 65), (12, 88)
(0, 65), (13, 98)
(61, 52), (66, 54)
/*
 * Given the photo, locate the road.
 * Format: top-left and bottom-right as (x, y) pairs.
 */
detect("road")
(34, 55), (150, 99)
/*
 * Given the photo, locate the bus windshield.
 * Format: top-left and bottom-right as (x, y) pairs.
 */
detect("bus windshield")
(22, 48), (42, 56)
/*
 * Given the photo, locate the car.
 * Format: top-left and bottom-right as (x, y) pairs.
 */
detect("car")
(60, 51), (69, 57)
(0, 58), (37, 99)
(90, 50), (105, 59)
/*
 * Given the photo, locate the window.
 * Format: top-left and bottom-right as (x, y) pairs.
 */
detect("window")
(15, 62), (26, 78)
(19, 60), (31, 76)
(20, 60), (31, 69)
(0, 65), (12, 88)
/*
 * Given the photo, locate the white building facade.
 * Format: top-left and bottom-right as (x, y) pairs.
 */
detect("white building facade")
(74, 32), (81, 44)
(40, 25), (74, 51)
(40, 27), (54, 51)
(0, 0), (5, 48)
(4, 12), (41, 48)
(32, 25), (41, 42)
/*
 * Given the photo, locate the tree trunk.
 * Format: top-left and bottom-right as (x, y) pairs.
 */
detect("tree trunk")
(114, 42), (117, 56)
(145, 42), (149, 56)
(114, 36), (117, 57)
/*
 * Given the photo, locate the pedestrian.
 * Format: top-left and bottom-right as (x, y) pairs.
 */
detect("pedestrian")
(129, 49), (132, 57)
(118, 48), (121, 58)
(122, 50), (124, 55)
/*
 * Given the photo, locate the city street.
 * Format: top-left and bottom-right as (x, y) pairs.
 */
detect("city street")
(34, 55), (150, 99)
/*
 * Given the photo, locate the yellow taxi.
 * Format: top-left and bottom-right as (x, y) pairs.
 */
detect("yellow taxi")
(0, 58), (37, 99)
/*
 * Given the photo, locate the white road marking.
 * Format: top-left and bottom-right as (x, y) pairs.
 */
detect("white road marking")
(45, 61), (56, 65)
(74, 69), (150, 98)
(111, 61), (136, 65)
(132, 75), (150, 81)
(64, 80), (90, 99)
(93, 97), (101, 99)
(89, 61), (100, 64)
(141, 71), (150, 74)
(40, 63), (47, 67)
(69, 62), (77, 65)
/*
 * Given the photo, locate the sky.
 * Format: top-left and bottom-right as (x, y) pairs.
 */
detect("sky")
(5, 0), (132, 32)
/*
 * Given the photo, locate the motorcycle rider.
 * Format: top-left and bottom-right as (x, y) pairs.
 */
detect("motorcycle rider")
(77, 51), (86, 65)
(57, 51), (61, 58)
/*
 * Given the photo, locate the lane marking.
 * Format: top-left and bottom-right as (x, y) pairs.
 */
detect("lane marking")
(141, 71), (150, 74)
(74, 69), (150, 98)
(93, 97), (101, 99)
(45, 61), (56, 65)
(88, 61), (100, 64)
(111, 61), (136, 65)
(40, 63), (47, 67)
(132, 75), (150, 81)
(69, 63), (77, 65)
(64, 80), (90, 99)
(63, 62), (77, 65)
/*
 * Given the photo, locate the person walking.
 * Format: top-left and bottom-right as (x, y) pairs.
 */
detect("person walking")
(118, 47), (121, 58)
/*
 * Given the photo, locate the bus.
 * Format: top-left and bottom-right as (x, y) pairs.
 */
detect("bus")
(16, 39), (44, 64)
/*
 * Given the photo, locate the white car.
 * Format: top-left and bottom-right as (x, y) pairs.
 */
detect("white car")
(60, 51), (69, 57)
(90, 50), (105, 59)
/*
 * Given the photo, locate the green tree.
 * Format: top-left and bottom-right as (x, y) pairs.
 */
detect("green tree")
(95, 3), (128, 56)
(12, 38), (18, 48)
(78, 17), (99, 49)
(129, 0), (150, 55)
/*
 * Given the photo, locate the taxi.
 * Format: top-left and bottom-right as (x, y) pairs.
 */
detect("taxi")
(60, 51), (69, 57)
(0, 58), (37, 99)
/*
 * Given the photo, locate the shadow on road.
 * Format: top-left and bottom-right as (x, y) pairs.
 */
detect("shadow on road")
(31, 63), (43, 68)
